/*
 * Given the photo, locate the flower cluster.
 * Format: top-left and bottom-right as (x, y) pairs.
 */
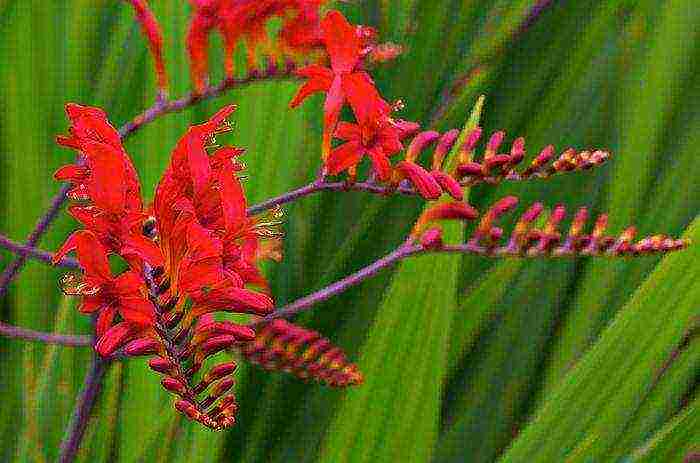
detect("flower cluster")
(239, 318), (364, 387)
(36, 4), (687, 436)
(288, 10), (618, 204)
(52, 103), (361, 430)
(187, 0), (327, 92)
(412, 197), (689, 257)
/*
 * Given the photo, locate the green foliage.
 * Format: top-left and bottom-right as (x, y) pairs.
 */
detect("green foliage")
(0, 1), (697, 462)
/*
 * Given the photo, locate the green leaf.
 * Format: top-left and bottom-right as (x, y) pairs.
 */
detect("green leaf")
(500, 218), (700, 461)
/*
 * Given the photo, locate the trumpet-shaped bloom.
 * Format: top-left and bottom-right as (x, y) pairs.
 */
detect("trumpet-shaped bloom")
(290, 10), (389, 157)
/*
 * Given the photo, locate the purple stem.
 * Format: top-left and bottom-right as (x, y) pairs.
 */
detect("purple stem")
(246, 180), (417, 215)
(0, 320), (91, 346)
(0, 183), (73, 297)
(0, 233), (79, 269)
(119, 62), (297, 138)
(252, 242), (422, 326)
(519, 0), (558, 33)
(58, 354), (109, 463)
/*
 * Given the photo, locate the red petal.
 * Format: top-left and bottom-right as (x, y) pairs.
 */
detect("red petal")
(79, 297), (108, 314)
(72, 114), (122, 150)
(218, 162), (247, 232)
(118, 296), (155, 326)
(367, 146), (392, 181)
(65, 103), (107, 121)
(321, 10), (361, 73)
(334, 122), (362, 141)
(54, 230), (112, 282)
(186, 136), (212, 196)
(95, 303), (118, 338)
(113, 271), (144, 295)
(54, 164), (88, 182)
(96, 322), (138, 357)
(209, 104), (237, 128)
(82, 141), (128, 214)
(342, 72), (391, 125)
(121, 235), (165, 268)
(326, 141), (365, 175)
(289, 65), (333, 108)
(323, 76), (346, 140)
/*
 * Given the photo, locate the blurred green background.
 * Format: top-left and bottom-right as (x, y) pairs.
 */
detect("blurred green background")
(0, 0), (698, 461)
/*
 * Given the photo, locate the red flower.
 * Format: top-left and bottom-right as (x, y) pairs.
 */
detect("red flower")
(52, 230), (155, 355)
(55, 104), (161, 267)
(56, 104), (143, 212)
(290, 10), (390, 157)
(327, 117), (417, 181)
(150, 105), (276, 321)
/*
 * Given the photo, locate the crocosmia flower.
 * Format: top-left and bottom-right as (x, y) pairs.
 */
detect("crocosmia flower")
(52, 103), (361, 431)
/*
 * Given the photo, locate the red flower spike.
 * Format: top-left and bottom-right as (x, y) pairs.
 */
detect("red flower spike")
(432, 129), (460, 171)
(186, 1), (323, 92)
(529, 204), (566, 254)
(569, 207), (589, 238)
(394, 161), (442, 200)
(127, 0), (168, 94)
(522, 145), (556, 177)
(238, 319), (363, 387)
(504, 202), (544, 253)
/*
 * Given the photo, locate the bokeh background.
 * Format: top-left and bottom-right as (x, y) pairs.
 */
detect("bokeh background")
(0, 1), (698, 461)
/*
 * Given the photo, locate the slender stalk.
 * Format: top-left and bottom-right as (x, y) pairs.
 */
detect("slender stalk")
(58, 354), (109, 463)
(0, 233), (78, 269)
(252, 242), (422, 326)
(0, 321), (91, 346)
(519, 0), (557, 33)
(118, 62), (297, 138)
(0, 183), (73, 297)
(246, 180), (417, 215)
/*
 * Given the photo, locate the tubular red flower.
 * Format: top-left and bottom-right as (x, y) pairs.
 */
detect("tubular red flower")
(290, 10), (390, 157)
